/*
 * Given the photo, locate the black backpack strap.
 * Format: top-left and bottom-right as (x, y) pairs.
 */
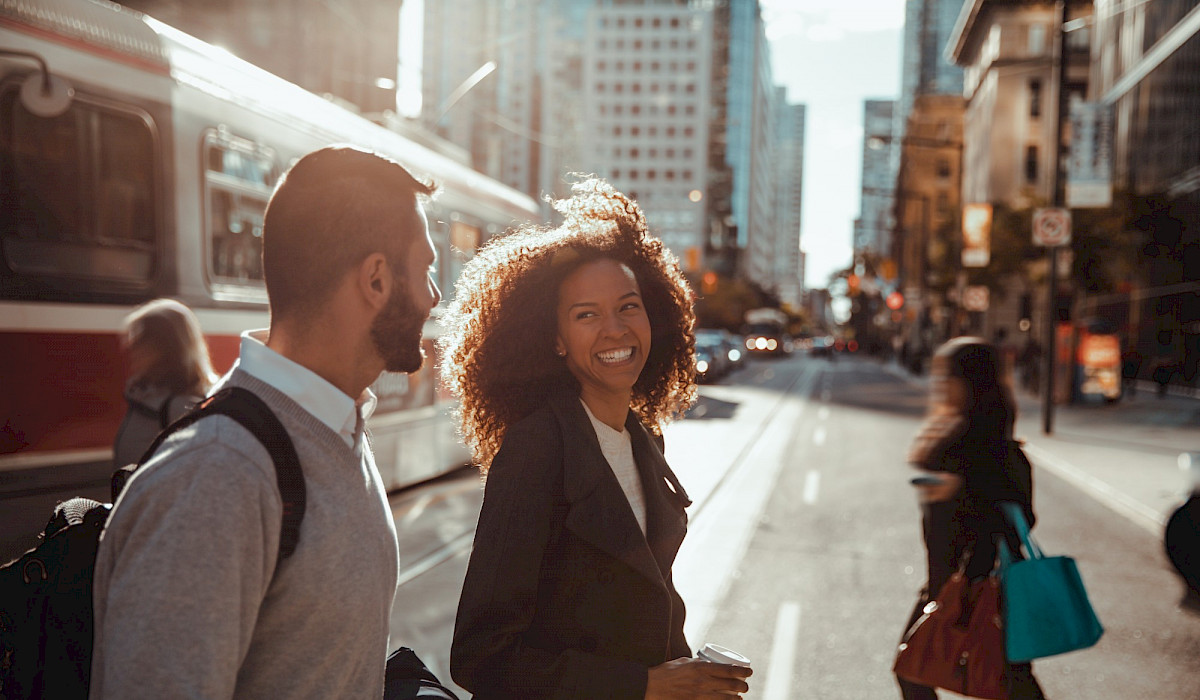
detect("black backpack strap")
(125, 387), (306, 570)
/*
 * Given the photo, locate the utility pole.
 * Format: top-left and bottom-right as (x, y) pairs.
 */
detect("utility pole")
(1042, 0), (1071, 435)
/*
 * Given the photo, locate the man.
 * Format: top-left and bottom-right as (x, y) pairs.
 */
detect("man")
(90, 146), (440, 699)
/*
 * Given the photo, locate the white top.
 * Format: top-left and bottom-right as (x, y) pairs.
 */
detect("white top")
(581, 399), (647, 535)
(219, 329), (377, 452)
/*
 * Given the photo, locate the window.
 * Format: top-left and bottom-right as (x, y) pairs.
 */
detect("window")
(632, 83), (641, 94)
(630, 147), (640, 159)
(597, 61), (606, 72)
(631, 105), (640, 115)
(683, 126), (694, 137)
(1029, 79), (1042, 118)
(684, 105), (695, 115)
(631, 126), (640, 137)
(666, 126), (676, 137)
(1028, 23), (1046, 55)
(0, 88), (158, 288)
(936, 158), (951, 179)
(614, 105), (623, 115)
(205, 134), (276, 285)
(1025, 145), (1039, 183)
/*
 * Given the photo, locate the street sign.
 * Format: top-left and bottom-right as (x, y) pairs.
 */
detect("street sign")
(963, 285), (989, 312)
(1067, 101), (1114, 208)
(1033, 208), (1072, 246)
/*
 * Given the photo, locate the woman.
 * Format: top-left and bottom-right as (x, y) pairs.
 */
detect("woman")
(112, 298), (216, 466)
(440, 179), (752, 699)
(899, 337), (1046, 699)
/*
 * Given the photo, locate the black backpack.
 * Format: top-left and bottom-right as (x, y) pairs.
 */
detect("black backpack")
(0, 387), (303, 700)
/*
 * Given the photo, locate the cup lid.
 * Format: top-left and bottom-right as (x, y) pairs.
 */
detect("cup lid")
(699, 643), (750, 667)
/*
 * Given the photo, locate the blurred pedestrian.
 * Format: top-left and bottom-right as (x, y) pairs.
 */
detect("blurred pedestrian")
(441, 179), (752, 698)
(91, 146), (441, 699)
(1121, 345), (1142, 399)
(1019, 337), (1041, 394)
(900, 337), (1047, 699)
(112, 298), (216, 467)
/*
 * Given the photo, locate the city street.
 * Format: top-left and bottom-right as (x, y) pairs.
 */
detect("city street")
(386, 353), (1200, 698)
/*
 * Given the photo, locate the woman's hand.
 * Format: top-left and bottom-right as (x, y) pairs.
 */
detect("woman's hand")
(646, 657), (752, 698)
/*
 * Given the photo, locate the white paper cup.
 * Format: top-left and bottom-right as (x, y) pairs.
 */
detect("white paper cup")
(698, 643), (751, 668)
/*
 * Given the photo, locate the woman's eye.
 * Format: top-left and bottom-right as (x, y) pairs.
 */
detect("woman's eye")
(575, 310), (596, 320)
(621, 302), (642, 312)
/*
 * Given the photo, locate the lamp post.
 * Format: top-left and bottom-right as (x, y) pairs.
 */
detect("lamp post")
(1042, 1), (1071, 436)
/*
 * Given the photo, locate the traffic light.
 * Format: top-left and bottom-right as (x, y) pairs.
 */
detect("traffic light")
(847, 274), (860, 296)
(702, 271), (718, 294)
(886, 291), (904, 310)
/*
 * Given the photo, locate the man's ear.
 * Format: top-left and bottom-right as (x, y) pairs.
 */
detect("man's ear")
(358, 252), (392, 311)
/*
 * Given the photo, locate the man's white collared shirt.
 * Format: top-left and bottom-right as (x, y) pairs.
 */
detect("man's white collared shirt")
(219, 330), (377, 452)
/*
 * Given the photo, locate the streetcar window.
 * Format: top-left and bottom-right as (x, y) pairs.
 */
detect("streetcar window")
(204, 137), (275, 287)
(0, 88), (157, 286)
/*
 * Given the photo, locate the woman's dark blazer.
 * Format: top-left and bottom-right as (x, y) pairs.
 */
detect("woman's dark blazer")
(451, 392), (694, 699)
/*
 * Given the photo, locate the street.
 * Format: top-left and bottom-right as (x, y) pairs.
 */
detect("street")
(387, 353), (1200, 698)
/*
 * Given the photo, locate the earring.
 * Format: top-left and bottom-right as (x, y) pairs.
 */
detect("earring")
(556, 349), (566, 357)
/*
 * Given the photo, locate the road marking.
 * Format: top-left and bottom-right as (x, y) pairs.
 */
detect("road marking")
(675, 365), (819, 644)
(803, 470), (820, 504)
(1024, 442), (1165, 536)
(763, 601), (801, 700)
(812, 425), (826, 446)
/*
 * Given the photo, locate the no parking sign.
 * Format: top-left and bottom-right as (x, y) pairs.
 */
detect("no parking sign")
(1033, 208), (1072, 246)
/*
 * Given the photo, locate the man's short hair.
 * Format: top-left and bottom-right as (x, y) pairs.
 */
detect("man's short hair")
(262, 145), (436, 321)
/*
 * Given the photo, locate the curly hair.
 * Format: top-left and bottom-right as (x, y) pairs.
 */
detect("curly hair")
(438, 178), (696, 471)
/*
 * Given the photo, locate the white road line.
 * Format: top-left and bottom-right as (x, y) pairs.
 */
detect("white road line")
(812, 425), (826, 447)
(802, 470), (821, 505)
(763, 601), (802, 700)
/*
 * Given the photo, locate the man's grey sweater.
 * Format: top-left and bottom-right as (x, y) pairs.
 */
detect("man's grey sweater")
(90, 370), (399, 699)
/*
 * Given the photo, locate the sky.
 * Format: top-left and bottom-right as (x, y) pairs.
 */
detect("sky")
(760, 0), (905, 290)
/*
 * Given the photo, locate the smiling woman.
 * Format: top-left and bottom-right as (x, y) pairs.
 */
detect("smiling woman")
(438, 179), (754, 698)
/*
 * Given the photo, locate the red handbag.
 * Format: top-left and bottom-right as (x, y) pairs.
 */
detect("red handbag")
(894, 565), (1008, 699)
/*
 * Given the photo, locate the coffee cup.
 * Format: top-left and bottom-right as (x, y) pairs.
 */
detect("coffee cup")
(697, 643), (751, 668)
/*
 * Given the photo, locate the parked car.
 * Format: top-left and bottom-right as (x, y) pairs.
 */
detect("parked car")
(694, 342), (720, 383)
(721, 330), (745, 371)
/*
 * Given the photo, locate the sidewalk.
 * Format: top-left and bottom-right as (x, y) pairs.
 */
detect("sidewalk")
(887, 359), (1200, 535)
(1014, 387), (1200, 535)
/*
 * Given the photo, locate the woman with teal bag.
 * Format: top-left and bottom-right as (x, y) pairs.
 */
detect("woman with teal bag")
(899, 338), (1047, 699)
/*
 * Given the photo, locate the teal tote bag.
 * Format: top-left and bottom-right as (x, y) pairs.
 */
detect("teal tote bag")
(997, 502), (1104, 662)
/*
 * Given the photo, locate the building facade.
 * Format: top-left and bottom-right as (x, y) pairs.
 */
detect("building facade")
(773, 97), (806, 308)
(857, 99), (898, 257)
(582, 4), (715, 271)
(1090, 0), (1200, 387)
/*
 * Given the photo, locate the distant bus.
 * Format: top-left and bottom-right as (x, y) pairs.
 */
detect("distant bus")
(742, 308), (792, 355)
(0, 0), (541, 491)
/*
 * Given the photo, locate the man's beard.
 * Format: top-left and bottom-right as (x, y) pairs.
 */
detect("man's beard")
(370, 282), (427, 374)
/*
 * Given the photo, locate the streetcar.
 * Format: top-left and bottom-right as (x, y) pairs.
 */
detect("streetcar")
(0, 0), (541, 492)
